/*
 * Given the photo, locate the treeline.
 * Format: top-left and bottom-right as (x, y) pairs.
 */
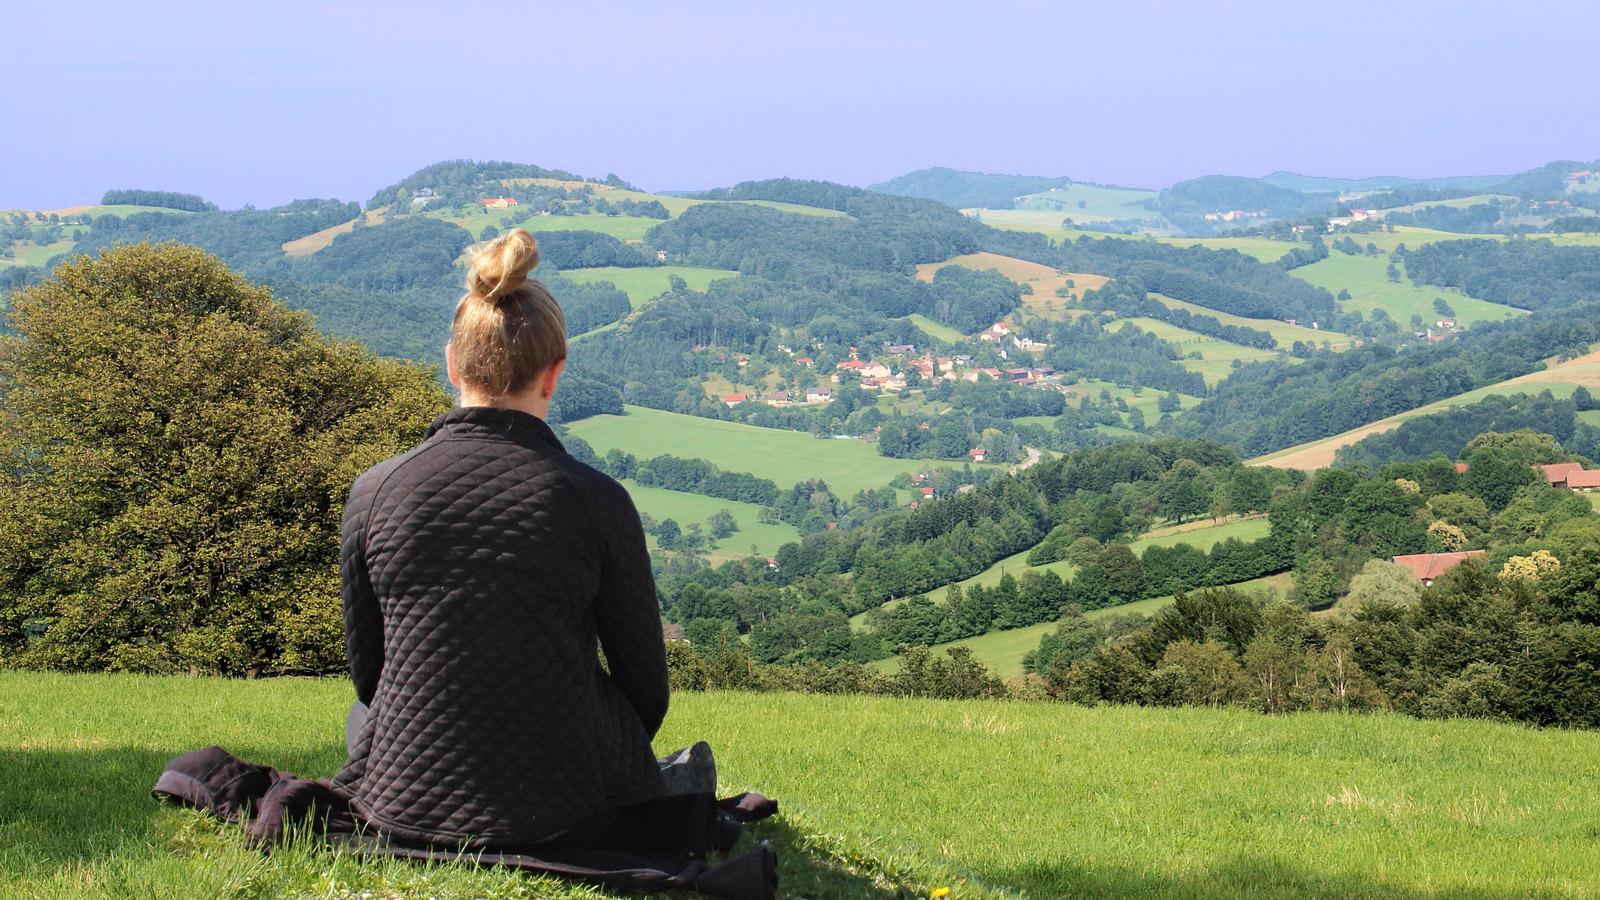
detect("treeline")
(1178, 296), (1600, 456)
(1275, 235), (1329, 270)
(1404, 238), (1600, 311)
(100, 189), (216, 212)
(1034, 235), (1346, 328)
(590, 450), (782, 506)
(531, 229), (654, 269)
(1336, 391), (1600, 469)
(366, 160), (608, 209)
(1081, 278), (1276, 350)
(868, 532), (1282, 649)
(1385, 202), (1506, 233)
(1043, 316), (1209, 396)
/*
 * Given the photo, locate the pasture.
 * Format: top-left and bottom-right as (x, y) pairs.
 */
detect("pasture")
(1293, 253), (1526, 328)
(280, 209), (387, 256)
(902, 313), (966, 344)
(7, 671), (1596, 898)
(563, 265), (739, 308)
(875, 572), (1295, 677)
(914, 251), (1107, 322)
(1148, 292), (1357, 350)
(621, 479), (800, 565)
(1113, 317), (1286, 386)
(1009, 182), (1163, 224)
(0, 239), (76, 268)
(566, 405), (988, 497)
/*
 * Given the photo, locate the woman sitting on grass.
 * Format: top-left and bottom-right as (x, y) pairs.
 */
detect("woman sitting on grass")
(332, 228), (711, 851)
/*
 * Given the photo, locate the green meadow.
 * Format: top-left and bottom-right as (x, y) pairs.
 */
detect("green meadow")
(622, 479), (800, 564)
(1008, 183), (1163, 223)
(874, 572), (1295, 677)
(903, 313), (966, 344)
(563, 265), (739, 308)
(1149, 292), (1357, 350)
(1114, 317), (1286, 386)
(1293, 253), (1526, 327)
(6, 671), (1597, 898)
(567, 405), (989, 497)
(1150, 234), (1297, 263)
(433, 209), (666, 242)
(0, 239), (77, 268)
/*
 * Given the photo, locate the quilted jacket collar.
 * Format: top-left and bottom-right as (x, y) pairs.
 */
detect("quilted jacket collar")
(425, 406), (566, 454)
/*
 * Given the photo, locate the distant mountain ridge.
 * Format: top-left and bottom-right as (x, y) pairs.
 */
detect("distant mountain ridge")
(1259, 171), (1509, 194)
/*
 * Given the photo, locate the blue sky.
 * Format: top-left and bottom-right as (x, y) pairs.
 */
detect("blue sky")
(4, 0), (1597, 209)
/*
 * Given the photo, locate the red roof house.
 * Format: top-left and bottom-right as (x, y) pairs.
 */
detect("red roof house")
(1539, 462), (1585, 486)
(1391, 550), (1486, 586)
(1567, 469), (1600, 491)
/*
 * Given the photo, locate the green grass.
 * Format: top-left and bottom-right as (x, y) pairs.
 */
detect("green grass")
(902, 313), (965, 344)
(1060, 378), (1203, 422)
(7, 671), (1599, 898)
(434, 209), (666, 242)
(1150, 235), (1299, 263)
(1293, 253), (1527, 328)
(0, 239), (77, 268)
(567, 405), (990, 497)
(563, 265), (739, 309)
(622, 479), (799, 564)
(1149, 292), (1357, 351)
(875, 572), (1295, 677)
(1113, 317), (1287, 387)
(1008, 183), (1163, 224)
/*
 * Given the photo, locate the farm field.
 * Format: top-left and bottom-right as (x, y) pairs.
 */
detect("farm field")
(1009, 182), (1163, 224)
(9, 672), (1597, 899)
(1061, 377), (1203, 421)
(1149, 292), (1357, 350)
(875, 572), (1295, 677)
(1114, 317), (1286, 386)
(36, 203), (191, 220)
(1150, 234), (1297, 263)
(566, 405), (988, 497)
(1293, 253), (1526, 327)
(1253, 350), (1600, 469)
(432, 208), (666, 242)
(1377, 193), (1516, 214)
(621, 480), (799, 564)
(563, 265), (738, 308)
(0, 239), (76, 268)
(915, 251), (1107, 322)
(281, 209), (387, 256)
(903, 312), (966, 343)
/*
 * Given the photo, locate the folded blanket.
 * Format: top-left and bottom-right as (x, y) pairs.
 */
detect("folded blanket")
(152, 746), (778, 899)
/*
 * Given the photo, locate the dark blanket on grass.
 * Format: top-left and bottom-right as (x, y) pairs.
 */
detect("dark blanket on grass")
(152, 746), (778, 899)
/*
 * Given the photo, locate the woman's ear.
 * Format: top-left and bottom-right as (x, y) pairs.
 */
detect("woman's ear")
(445, 343), (462, 389)
(543, 357), (566, 398)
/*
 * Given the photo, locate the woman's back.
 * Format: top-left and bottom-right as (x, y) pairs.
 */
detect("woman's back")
(334, 405), (668, 848)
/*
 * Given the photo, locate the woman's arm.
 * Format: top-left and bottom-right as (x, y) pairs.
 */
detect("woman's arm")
(341, 479), (384, 706)
(596, 484), (670, 737)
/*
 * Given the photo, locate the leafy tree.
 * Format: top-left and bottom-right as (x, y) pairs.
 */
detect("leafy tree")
(0, 244), (448, 674)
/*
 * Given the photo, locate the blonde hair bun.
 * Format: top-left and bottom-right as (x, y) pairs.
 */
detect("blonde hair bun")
(468, 229), (540, 303)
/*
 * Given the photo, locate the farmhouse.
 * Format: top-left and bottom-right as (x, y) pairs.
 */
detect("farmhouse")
(720, 392), (748, 407)
(794, 356), (815, 367)
(1537, 462), (1600, 490)
(968, 447), (987, 463)
(1391, 550), (1487, 587)
(477, 197), (518, 209)
(804, 386), (831, 403)
(884, 343), (916, 355)
(766, 390), (791, 406)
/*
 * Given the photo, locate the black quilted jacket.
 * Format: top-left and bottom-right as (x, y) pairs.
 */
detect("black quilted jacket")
(332, 405), (669, 848)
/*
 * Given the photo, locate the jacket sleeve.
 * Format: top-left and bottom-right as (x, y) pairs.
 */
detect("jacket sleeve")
(595, 483), (670, 737)
(341, 477), (384, 706)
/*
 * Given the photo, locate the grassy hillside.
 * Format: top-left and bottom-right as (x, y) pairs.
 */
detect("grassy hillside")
(6, 671), (1597, 898)
(1253, 350), (1600, 469)
(875, 572), (1295, 677)
(0, 239), (76, 268)
(1009, 182), (1163, 224)
(903, 313), (966, 343)
(563, 265), (739, 308)
(622, 479), (800, 564)
(1293, 254), (1526, 328)
(1149, 292), (1357, 350)
(567, 405), (989, 497)
(1113, 317), (1287, 386)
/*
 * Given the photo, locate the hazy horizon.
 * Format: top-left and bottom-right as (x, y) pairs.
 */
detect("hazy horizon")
(4, 0), (1598, 209)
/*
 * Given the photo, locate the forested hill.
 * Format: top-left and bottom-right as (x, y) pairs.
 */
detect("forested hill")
(868, 168), (1076, 209)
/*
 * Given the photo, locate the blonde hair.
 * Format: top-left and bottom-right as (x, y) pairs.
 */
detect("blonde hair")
(452, 229), (566, 399)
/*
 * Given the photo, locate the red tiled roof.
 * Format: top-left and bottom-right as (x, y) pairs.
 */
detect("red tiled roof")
(1390, 550), (1486, 582)
(1540, 462), (1585, 484)
(721, 393), (748, 403)
(1567, 469), (1600, 489)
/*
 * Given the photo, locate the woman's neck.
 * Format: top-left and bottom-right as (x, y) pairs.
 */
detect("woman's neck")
(458, 387), (550, 420)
